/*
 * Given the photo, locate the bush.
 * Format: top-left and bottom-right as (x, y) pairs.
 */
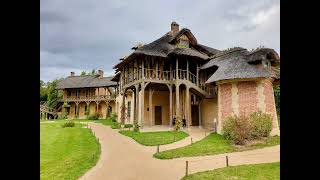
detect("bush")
(173, 116), (183, 131)
(133, 122), (140, 132)
(249, 111), (272, 139)
(124, 124), (133, 130)
(61, 120), (75, 128)
(111, 122), (121, 129)
(222, 111), (274, 145)
(87, 112), (102, 120)
(109, 113), (118, 122)
(222, 114), (251, 145)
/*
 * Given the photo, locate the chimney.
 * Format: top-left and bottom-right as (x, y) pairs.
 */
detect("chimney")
(98, 70), (104, 78)
(171, 21), (179, 34)
(70, 72), (75, 76)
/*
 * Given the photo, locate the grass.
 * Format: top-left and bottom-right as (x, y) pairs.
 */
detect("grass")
(119, 130), (189, 146)
(154, 133), (280, 159)
(40, 121), (100, 180)
(94, 118), (121, 129)
(182, 162), (280, 180)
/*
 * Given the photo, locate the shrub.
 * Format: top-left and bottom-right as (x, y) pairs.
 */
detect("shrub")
(222, 114), (251, 145)
(87, 112), (102, 120)
(249, 111), (273, 139)
(133, 122), (140, 132)
(173, 116), (183, 131)
(109, 113), (118, 122)
(124, 124), (133, 130)
(111, 122), (121, 129)
(61, 120), (75, 128)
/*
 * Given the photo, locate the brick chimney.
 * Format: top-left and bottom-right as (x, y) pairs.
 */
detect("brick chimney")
(98, 70), (104, 78)
(171, 21), (179, 34)
(70, 72), (75, 76)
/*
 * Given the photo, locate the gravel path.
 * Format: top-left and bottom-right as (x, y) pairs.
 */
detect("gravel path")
(79, 123), (280, 180)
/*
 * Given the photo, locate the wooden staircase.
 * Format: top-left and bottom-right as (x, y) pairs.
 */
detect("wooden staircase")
(40, 102), (59, 119)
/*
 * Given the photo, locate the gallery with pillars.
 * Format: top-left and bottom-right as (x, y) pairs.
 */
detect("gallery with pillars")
(111, 22), (280, 135)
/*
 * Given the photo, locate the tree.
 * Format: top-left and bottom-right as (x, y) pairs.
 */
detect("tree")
(80, 71), (87, 76)
(40, 80), (48, 102)
(47, 79), (63, 109)
(89, 69), (96, 75)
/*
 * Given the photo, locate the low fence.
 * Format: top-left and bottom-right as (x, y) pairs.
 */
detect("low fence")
(183, 151), (278, 177)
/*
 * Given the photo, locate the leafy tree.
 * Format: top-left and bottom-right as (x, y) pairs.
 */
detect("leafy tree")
(89, 69), (96, 75)
(80, 71), (87, 76)
(40, 80), (48, 102)
(47, 79), (63, 109)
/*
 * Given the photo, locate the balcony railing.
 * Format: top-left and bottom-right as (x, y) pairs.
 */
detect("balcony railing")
(63, 95), (116, 102)
(122, 68), (216, 95)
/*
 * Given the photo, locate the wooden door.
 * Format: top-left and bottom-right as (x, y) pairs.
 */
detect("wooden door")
(191, 105), (199, 126)
(154, 106), (162, 125)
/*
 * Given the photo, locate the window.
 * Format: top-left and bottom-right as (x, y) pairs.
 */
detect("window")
(178, 39), (189, 48)
(127, 101), (131, 118)
(67, 91), (71, 98)
(262, 60), (271, 69)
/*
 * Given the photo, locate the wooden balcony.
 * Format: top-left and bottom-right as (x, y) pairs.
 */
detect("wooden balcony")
(63, 95), (116, 103)
(123, 68), (216, 96)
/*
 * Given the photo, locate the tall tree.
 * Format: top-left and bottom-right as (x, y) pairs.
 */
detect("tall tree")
(80, 71), (87, 76)
(40, 80), (48, 102)
(47, 79), (63, 109)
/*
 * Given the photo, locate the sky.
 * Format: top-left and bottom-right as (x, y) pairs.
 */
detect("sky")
(40, 0), (280, 82)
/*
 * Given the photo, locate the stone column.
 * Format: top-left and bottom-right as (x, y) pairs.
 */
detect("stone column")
(140, 83), (145, 127)
(185, 86), (190, 127)
(149, 88), (154, 125)
(121, 92), (126, 124)
(134, 84), (139, 124)
(175, 83), (180, 118)
(168, 85), (173, 126)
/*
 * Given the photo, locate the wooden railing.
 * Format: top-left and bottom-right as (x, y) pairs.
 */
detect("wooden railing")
(122, 68), (216, 95)
(63, 94), (116, 102)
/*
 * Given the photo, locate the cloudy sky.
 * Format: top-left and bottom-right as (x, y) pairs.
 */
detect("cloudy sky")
(40, 0), (280, 82)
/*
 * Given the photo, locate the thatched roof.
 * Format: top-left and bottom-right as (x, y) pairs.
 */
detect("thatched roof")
(113, 27), (220, 70)
(56, 75), (117, 89)
(201, 47), (280, 83)
(110, 73), (121, 82)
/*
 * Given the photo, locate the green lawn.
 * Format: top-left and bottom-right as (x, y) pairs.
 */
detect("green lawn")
(154, 133), (280, 159)
(182, 162), (280, 180)
(94, 118), (121, 129)
(119, 130), (189, 146)
(40, 122), (100, 180)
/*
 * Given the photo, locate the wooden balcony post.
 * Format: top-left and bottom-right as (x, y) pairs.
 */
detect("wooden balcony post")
(196, 64), (199, 87)
(142, 59), (145, 79)
(170, 64), (172, 80)
(176, 58), (179, 79)
(186, 60), (189, 81)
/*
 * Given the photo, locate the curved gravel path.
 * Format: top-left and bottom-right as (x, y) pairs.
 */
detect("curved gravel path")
(79, 123), (280, 180)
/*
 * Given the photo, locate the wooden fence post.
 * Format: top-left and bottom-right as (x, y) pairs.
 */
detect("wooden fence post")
(157, 145), (159, 153)
(226, 156), (229, 167)
(185, 161), (189, 176)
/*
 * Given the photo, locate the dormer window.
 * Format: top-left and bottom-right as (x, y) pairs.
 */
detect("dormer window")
(177, 39), (189, 49)
(262, 60), (271, 69)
